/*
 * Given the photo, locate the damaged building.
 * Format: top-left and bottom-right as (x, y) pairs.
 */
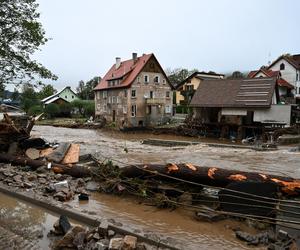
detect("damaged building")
(189, 77), (293, 139)
(94, 53), (173, 128)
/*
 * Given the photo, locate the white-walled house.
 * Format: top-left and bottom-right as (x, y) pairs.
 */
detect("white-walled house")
(268, 54), (300, 102)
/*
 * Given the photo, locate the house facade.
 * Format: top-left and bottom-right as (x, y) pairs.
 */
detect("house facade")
(268, 54), (300, 102)
(94, 53), (173, 127)
(41, 86), (79, 106)
(175, 72), (224, 105)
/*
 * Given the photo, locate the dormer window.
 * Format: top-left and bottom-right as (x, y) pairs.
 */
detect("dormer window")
(280, 63), (285, 70)
(154, 76), (160, 83)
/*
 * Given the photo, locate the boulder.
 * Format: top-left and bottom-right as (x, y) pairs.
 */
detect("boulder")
(122, 235), (137, 250)
(109, 238), (123, 250)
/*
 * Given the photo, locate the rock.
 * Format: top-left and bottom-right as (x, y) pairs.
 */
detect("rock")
(86, 239), (97, 250)
(86, 181), (99, 191)
(3, 171), (13, 177)
(98, 221), (109, 237)
(73, 231), (86, 249)
(235, 230), (271, 246)
(27, 174), (37, 181)
(122, 235), (137, 250)
(76, 178), (85, 187)
(79, 193), (89, 201)
(59, 215), (72, 234)
(54, 180), (69, 192)
(36, 166), (48, 174)
(23, 182), (33, 188)
(54, 226), (86, 249)
(97, 239), (109, 250)
(108, 230), (115, 238)
(38, 177), (47, 184)
(93, 232), (101, 240)
(53, 191), (67, 202)
(109, 238), (124, 250)
(13, 174), (23, 183)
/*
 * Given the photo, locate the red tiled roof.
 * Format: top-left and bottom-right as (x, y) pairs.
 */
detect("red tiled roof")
(277, 78), (294, 89)
(247, 68), (280, 78)
(94, 53), (171, 91)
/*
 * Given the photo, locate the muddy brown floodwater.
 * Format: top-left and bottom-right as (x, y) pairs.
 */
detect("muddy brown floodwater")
(0, 192), (58, 249)
(31, 126), (300, 249)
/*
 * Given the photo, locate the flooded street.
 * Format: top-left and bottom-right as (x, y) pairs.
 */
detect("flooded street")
(30, 125), (300, 249)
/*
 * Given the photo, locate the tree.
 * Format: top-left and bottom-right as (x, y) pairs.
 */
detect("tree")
(45, 103), (60, 118)
(76, 76), (101, 100)
(20, 83), (39, 111)
(38, 84), (57, 99)
(227, 71), (245, 79)
(165, 68), (198, 88)
(0, 0), (57, 86)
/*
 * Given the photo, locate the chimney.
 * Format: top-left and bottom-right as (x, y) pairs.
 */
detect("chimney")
(115, 57), (121, 69)
(132, 52), (137, 61)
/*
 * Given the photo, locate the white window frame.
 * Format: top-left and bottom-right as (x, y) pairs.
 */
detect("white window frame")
(131, 105), (137, 117)
(108, 96), (112, 103)
(154, 75), (160, 84)
(102, 91), (107, 98)
(166, 91), (170, 98)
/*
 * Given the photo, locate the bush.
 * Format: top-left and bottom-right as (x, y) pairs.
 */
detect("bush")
(176, 105), (192, 114)
(59, 102), (72, 117)
(27, 105), (44, 116)
(71, 99), (95, 118)
(45, 103), (60, 118)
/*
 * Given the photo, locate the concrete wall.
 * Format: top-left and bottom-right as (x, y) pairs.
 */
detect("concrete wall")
(253, 105), (291, 126)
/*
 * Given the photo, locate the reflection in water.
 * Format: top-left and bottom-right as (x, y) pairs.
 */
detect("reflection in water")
(0, 192), (58, 250)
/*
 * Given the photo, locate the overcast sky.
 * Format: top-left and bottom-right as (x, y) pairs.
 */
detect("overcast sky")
(33, 0), (300, 90)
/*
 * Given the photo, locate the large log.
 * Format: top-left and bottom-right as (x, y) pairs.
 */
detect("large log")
(120, 163), (300, 196)
(0, 153), (91, 178)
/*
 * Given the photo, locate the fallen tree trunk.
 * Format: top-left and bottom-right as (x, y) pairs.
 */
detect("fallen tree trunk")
(120, 163), (300, 196)
(0, 153), (91, 178)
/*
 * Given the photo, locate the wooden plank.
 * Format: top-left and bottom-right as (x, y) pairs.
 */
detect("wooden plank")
(47, 143), (70, 163)
(61, 144), (80, 164)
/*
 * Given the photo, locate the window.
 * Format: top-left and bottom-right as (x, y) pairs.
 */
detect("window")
(137, 77), (140, 83)
(131, 105), (137, 117)
(165, 105), (171, 114)
(166, 91), (170, 98)
(280, 63), (285, 70)
(117, 96), (120, 104)
(154, 76), (160, 83)
(131, 89), (136, 98)
(108, 96), (111, 103)
(103, 91), (107, 98)
(150, 91), (153, 99)
(72, 95), (74, 99)
(297, 72), (299, 81)
(162, 79), (166, 84)
(124, 90), (127, 97)
(144, 75), (149, 83)
(147, 105), (152, 115)
(65, 95), (67, 99)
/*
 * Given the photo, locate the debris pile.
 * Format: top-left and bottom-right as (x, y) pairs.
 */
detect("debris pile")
(49, 215), (150, 250)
